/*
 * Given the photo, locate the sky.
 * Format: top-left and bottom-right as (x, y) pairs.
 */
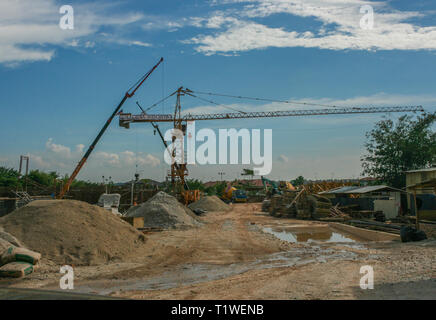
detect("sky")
(0, 0), (436, 183)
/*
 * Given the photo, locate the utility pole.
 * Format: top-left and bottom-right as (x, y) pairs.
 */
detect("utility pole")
(131, 173), (139, 206)
(18, 155), (29, 192)
(218, 172), (225, 181)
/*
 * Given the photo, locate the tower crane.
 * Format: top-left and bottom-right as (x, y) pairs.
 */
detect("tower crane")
(57, 57), (164, 199)
(118, 87), (424, 191)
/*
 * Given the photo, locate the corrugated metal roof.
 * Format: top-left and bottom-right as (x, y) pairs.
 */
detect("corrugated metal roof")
(320, 185), (406, 194)
(319, 186), (359, 194)
(405, 167), (436, 173)
(350, 185), (391, 193)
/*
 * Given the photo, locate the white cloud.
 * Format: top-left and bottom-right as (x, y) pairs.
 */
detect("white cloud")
(75, 144), (85, 153)
(95, 152), (120, 165)
(142, 154), (161, 167)
(0, 0), (144, 64)
(45, 138), (71, 157)
(187, 0), (436, 54)
(277, 154), (289, 163)
(121, 151), (161, 167)
(28, 154), (51, 169)
(129, 40), (152, 47)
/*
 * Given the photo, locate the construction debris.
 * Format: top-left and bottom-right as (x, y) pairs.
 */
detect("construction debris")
(266, 189), (333, 220)
(97, 193), (121, 215)
(0, 200), (146, 266)
(0, 246), (41, 278)
(0, 262), (37, 278)
(0, 227), (22, 248)
(126, 191), (201, 230)
(0, 246), (41, 266)
(329, 204), (351, 220)
(400, 226), (427, 242)
(188, 196), (231, 212)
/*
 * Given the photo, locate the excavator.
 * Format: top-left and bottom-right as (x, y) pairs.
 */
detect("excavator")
(261, 176), (295, 196)
(221, 184), (247, 203)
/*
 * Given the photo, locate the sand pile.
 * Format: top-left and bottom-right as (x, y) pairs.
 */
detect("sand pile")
(188, 196), (231, 212)
(0, 200), (145, 266)
(126, 191), (201, 229)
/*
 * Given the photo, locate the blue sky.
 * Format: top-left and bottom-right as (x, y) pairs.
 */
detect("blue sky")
(1, 0), (436, 182)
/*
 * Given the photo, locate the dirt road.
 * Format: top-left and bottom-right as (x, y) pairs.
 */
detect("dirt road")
(2, 203), (435, 299)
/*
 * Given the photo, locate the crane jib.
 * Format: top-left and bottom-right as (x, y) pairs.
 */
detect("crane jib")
(118, 105), (424, 126)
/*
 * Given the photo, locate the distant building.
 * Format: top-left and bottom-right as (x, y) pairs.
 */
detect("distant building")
(359, 177), (377, 186)
(319, 185), (407, 219)
(406, 168), (436, 221)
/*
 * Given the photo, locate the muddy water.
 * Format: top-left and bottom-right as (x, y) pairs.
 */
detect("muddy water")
(49, 243), (369, 296)
(58, 246), (364, 296)
(262, 226), (357, 243)
(45, 223), (372, 296)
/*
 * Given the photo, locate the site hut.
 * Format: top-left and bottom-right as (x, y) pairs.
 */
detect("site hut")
(318, 185), (407, 220)
(406, 168), (436, 222)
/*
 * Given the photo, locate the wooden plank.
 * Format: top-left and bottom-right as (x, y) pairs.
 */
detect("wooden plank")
(121, 216), (144, 229)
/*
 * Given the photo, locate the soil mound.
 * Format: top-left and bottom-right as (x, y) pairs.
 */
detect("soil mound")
(188, 196), (231, 212)
(126, 191), (200, 229)
(0, 200), (145, 266)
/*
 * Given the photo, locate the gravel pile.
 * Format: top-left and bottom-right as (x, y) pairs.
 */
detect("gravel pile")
(188, 196), (231, 212)
(126, 191), (201, 229)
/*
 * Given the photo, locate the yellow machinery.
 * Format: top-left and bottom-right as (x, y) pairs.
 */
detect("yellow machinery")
(221, 186), (237, 203)
(221, 185), (247, 203)
(181, 189), (200, 206)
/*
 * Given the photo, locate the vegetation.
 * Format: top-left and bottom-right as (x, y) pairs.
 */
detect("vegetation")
(241, 168), (255, 179)
(291, 175), (305, 186)
(186, 179), (206, 191)
(214, 181), (227, 195)
(0, 167), (100, 189)
(0, 167), (21, 187)
(362, 112), (436, 188)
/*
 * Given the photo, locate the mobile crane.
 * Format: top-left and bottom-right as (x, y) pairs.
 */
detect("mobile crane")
(57, 57), (164, 199)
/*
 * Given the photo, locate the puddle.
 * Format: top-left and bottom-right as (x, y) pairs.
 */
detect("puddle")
(42, 225), (372, 296)
(45, 246), (364, 296)
(263, 226), (356, 243)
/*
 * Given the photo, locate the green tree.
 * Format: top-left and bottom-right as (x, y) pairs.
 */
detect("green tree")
(0, 167), (20, 187)
(361, 112), (436, 188)
(291, 175), (305, 186)
(214, 181), (227, 196)
(186, 179), (205, 191)
(241, 168), (254, 179)
(27, 170), (57, 186)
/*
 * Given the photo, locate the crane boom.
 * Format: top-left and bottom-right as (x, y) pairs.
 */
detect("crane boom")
(57, 57), (164, 199)
(119, 105), (423, 128)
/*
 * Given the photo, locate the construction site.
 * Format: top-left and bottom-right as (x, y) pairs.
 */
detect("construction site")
(0, 56), (435, 301)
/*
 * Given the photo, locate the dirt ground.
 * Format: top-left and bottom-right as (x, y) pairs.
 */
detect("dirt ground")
(1, 203), (435, 299)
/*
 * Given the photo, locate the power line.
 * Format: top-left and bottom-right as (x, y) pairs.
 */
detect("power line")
(138, 90), (178, 113)
(185, 92), (247, 114)
(192, 90), (342, 108)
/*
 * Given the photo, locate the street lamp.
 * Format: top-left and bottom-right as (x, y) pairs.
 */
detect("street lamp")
(218, 172), (225, 181)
